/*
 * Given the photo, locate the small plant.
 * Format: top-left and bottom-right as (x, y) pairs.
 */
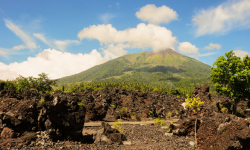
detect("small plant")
(175, 110), (178, 115)
(166, 120), (173, 133)
(113, 120), (123, 133)
(119, 107), (127, 120)
(167, 111), (172, 119)
(39, 99), (45, 103)
(185, 94), (204, 148)
(166, 127), (171, 133)
(221, 107), (228, 113)
(154, 118), (165, 126)
(78, 100), (85, 106)
(148, 110), (154, 117)
(109, 104), (116, 115)
(130, 112), (137, 121)
(130, 112), (135, 116)
(109, 104), (116, 109)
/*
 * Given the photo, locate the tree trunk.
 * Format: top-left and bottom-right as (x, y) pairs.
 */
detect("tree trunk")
(233, 99), (238, 115)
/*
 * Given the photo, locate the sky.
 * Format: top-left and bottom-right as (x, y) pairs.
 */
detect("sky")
(0, 0), (250, 80)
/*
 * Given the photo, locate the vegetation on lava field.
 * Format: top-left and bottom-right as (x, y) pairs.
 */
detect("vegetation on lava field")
(184, 94), (204, 148)
(154, 118), (165, 126)
(113, 120), (124, 133)
(0, 73), (215, 97)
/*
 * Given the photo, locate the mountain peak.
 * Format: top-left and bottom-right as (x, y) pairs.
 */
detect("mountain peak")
(145, 48), (182, 58)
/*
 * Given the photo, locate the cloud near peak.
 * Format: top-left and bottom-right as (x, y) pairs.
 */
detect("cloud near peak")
(77, 23), (178, 53)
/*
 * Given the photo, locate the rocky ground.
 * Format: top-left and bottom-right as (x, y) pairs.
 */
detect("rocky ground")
(0, 82), (250, 150)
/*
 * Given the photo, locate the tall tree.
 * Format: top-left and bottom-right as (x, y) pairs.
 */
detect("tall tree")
(211, 50), (250, 115)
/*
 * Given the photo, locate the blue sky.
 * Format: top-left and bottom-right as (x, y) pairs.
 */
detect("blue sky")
(0, 0), (250, 80)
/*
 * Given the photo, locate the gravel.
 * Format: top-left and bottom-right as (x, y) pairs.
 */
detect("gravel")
(17, 123), (196, 150)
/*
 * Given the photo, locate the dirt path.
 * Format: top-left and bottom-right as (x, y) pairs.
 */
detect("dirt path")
(84, 119), (179, 126)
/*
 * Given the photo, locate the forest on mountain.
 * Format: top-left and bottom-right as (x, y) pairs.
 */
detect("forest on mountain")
(57, 49), (215, 93)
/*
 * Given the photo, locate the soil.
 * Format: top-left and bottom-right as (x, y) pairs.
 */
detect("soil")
(0, 82), (250, 150)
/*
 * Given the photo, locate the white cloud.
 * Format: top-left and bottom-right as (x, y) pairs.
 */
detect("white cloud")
(12, 45), (26, 50)
(33, 33), (52, 47)
(234, 50), (250, 60)
(135, 4), (178, 25)
(192, 0), (250, 36)
(4, 19), (39, 49)
(26, 42), (40, 49)
(78, 23), (178, 53)
(100, 13), (116, 24)
(177, 42), (199, 55)
(203, 43), (221, 50)
(54, 40), (79, 52)
(101, 43), (128, 60)
(0, 48), (109, 80)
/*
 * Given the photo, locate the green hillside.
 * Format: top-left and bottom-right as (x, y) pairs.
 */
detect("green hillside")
(57, 49), (213, 90)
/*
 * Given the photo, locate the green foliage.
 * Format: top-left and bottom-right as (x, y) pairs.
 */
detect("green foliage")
(130, 112), (135, 116)
(185, 94), (204, 112)
(119, 107), (127, 120)
(57, 50), (215, 93)
(2, 73), (56, 93)
(78, 100), (85, 106)
(211, 50), (250, 114)
(154, 118), (165, 126)
(130, 112), (137, 121)
(119, 107), (127, 114)
(109, 104), (116, 109)
(167, 128), (171, 133)
(166, 120), (173, 133)
(221, 107), (228, 113)
(113, 120), (123, 133)
(148, 110), (154, 117)
(39, 99), (45, 103)
(53, 80), (203, 97)
(167, 111), (172, 118)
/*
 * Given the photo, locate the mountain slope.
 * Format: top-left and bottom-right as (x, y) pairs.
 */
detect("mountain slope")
(57, 48), (212, 88)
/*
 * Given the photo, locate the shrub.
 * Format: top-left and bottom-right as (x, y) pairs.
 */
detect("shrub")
(119, 107), (127, 120)
(39, 99), (45, 103)
(166, 120), (173, 133)
(78, 100), (85, 106)
(154, 118), (165, 126)
(113, 120), (123, 133)
(184, 94), (204, 148)
(148, 110), (154, 117)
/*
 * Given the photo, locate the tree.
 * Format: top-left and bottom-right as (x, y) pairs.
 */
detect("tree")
(211, 50), (250, 115)
(36, 73), (57, 92)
